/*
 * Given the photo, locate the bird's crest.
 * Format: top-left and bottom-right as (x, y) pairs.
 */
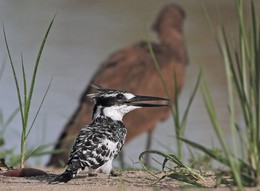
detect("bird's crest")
(87, 85), (105, 101)
(87, 85), (124, 102)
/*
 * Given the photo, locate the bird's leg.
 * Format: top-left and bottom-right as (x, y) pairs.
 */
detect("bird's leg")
(100, 159), (121, 177)
(118, 151), (125, 170)
(87, 168), (97, 176)
(109, 169), (121, 177)
(144, 129), (153, 167)
(88, 173), (97, 177)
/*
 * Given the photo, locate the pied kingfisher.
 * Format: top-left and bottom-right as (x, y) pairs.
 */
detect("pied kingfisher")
(50, 85), (169, 184)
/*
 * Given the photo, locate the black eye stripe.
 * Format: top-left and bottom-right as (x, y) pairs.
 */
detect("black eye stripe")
(96, 97), (116, 106)
(96, 94), (127, 107)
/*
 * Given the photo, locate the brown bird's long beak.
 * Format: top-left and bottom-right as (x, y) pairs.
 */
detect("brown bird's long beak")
(127, 95), (170, 107)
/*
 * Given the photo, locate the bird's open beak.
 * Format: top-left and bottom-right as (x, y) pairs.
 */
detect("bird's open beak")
(127, 95), (170, 107)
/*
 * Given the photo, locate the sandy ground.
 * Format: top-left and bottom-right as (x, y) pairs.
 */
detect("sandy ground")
(1, 168), (260, 191)
(0, 168), (234, 191)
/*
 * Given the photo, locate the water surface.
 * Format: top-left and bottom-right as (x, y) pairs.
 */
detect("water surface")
(0, 0), (257, 167)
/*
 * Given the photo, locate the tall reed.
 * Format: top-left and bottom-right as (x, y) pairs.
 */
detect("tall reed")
(3, 17), (54, 168)
(183, 0), (260, 189)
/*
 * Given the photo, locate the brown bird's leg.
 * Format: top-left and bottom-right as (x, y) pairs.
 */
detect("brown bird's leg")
(119, 129), (153, 169)
(118, 151), (125, 170)
(144, 129), (153, 167)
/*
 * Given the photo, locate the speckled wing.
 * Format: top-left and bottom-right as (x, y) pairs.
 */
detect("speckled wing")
(66, 121), (125, 172)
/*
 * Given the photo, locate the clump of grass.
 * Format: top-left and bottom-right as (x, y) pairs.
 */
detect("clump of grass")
(188, 147), (219, 171)
(138, 32), (203, 187)
(183, 0), (260, 189)
(140, 0), (260, 189)
(139, 150), (206, 187)
(3, 17), (55, 168)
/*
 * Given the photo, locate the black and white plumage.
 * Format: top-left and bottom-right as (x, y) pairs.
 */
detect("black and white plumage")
(50, 86), (169, 184)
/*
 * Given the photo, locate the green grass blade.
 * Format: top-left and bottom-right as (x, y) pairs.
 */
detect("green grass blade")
(172, 69), (182, 159)
(166, 173), (205, 188)
(201, 0), (259, 187)
(22, 16), (54, 166)
(139, 150), (200, 176)
(148, 53), (170, 97)
(235, 123), (246, 159)
(145, 30), (186, 160)
(30, 149), (64, 157)
(201, 74), (227, 153)
(26, 77), (52, 139)
(3, 16), (55, 167)
(21, 54), (27, 118)
(236, 0), (250, 62)
(182, 138), (255, 186)
(3, 25), (25, 127)
(25, 142), (63, 161)
(256, 29), (260, 173)
(182, 138), (229, 166)
(173, 67), (201, 161)
(220, 26), (243, 188)
(233, 50), (251, 129)
(251, 0), (260, 161)
(139, 150), (205, 186)
(2, 107), (19, 134)
(202, 71), (243, 188)
(145, 30), (170, 99)
(180, 67), (202, 130)
(25, 15), (55, 120)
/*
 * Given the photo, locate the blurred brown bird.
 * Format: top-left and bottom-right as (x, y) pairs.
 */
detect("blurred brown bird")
(47, 3), (188, 167)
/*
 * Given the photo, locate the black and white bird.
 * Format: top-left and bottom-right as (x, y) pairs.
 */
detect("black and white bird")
(50, 86), (169, 184)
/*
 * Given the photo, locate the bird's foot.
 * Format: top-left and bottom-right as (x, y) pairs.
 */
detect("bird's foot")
(88, 173), (97, 177)
(109, 170), (121, 177)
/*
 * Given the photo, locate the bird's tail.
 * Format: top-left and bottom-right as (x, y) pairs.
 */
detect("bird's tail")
(49, 170), (75, 184)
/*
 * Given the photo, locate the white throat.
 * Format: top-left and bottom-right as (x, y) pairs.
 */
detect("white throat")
(102, 105), (140, 121)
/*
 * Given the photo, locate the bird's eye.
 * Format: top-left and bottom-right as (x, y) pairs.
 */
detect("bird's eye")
(116, 94), (124, 100)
